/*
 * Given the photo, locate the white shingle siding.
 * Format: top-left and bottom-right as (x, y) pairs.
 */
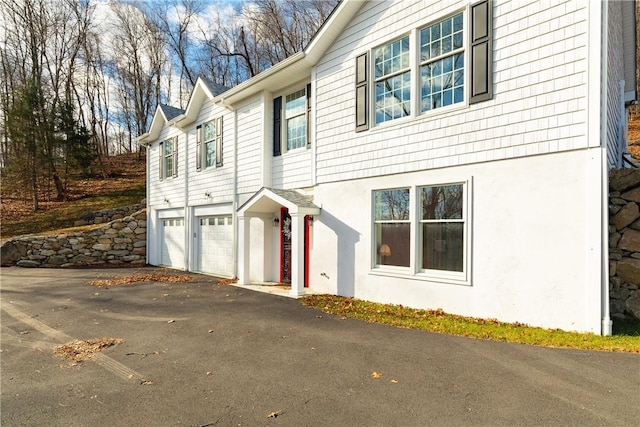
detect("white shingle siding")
(272, 149), (313, 189)
(188, 100), (235, 204)
(148, 127), (185, 207)
(236, 98), (263, 194)
(315, 0), (590, 184)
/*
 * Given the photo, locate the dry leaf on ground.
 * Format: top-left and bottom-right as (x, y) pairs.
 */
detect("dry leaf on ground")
(90, 274), (193, 287)
(266, 410), (284, 418)
(53, 338), (123, 362)
(217, 277), (238, 286)
(371, 371), (382, 379)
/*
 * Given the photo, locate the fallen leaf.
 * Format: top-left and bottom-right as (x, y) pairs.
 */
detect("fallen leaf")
(208, 329), (214, 333)
(371, 371), (382, 379)
(266, 410), (283, 418)
(390, 379), (398, 384)
(167, 320), (175, 323)
(206, 371), (213, 376)
(141, 380), (153, 385)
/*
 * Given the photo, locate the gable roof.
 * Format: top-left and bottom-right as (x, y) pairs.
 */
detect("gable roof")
(216, 0), (365, 106)
(138, 103), (185, 145)
(238, 187), (320, 216)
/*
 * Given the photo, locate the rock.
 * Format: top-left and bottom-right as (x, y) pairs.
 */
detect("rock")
(615, 258), (640, 285)
(92, 243), (111, 251)
(621, 187), (640, 203)
(47, 256), (66, 265)
(612, 203), (640, 230)
(17, 260), (41, 267)
(610, 299), (627, 317)
(618, 229), (640, 252)
(609, 260), (616, 276)
(1, 241), (28, 266)
(610, 168), (640, 192)
(610, 232), (621, 248)
(625, 292), (640, 319)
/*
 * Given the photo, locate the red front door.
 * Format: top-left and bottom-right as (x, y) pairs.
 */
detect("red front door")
(279, 208), (310, 287)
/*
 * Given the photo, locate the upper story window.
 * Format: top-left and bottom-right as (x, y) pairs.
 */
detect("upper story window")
(285, 89), (307, 150)
(273, 84), (311, 157)
(355, 0), (492, 132)
(196, 117), (223, 171)
(420, 13), (464, 112)
(159, 137), (177, 180)
(374, 36), (411, 124)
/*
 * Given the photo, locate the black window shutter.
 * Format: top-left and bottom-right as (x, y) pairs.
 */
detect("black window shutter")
(273, 96), (282, 157)
(196, 125), (202, 171)
(216, 117), (223, 167)
(172, 136), (178, 177)
(158, 140), (164, 181)
(306, 83), (311, 148)
(470, 0), (493, 104)
(355, 52), (369, 132)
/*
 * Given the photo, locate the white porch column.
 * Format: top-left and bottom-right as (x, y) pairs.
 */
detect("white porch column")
(238, 215), (251, 285)
(290, 213), (305, 296)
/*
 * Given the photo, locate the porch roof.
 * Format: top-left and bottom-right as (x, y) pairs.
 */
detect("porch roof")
(238, 187), (320, 216)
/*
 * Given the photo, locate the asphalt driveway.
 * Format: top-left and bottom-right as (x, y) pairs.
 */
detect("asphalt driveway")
(1, 267), (638, 426)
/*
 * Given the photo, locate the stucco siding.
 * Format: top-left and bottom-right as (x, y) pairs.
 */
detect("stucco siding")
(309, 148), (602, 333)
(315, 0), (590, 184)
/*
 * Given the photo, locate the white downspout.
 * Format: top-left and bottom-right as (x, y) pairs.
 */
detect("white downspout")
(600, 1), (612, 336)
(183, 129), (190, 271)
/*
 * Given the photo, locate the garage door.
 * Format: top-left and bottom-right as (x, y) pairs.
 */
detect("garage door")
(161, 218), (185, 269)
(197, 215), (234, 277)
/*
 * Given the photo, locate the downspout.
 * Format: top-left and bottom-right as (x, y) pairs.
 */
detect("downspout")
(183, 128), (190, 272)
(600, 1), (612, 336)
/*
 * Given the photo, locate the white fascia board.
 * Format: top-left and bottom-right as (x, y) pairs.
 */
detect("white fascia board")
(304, 0), (366, 64)
(177, 78), (215, 127)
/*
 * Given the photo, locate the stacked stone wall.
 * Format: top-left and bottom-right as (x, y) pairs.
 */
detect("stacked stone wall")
(1, 209), (147, 268)
(74, 203), (146, 226)
(609, 169), (640, 320)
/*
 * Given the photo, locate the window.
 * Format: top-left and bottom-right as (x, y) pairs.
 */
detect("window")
(420, 13), (464, 111)
(374, 36), (411, 124)
(196, 117), (223, 171)
(419, 184), (464, 272)
(373, 188), (410, 267)
(355, 0), (492, 130)
(273, 84), (311, 156)
(159, 137), (178, 180)
(373, 183), (468, 281)
(285, 89), (307, 150)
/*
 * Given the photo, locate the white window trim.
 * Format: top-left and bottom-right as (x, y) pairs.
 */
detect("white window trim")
(370, 178), (472, 286)
(278, 84), (310, 155)
(369, 8), (470, 130)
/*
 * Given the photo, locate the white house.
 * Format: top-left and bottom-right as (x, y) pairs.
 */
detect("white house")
(138, 0), (637, 335)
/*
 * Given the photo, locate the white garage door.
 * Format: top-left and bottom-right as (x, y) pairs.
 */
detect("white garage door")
(197, 215), (234, 277)
(161, 218), (185, 269)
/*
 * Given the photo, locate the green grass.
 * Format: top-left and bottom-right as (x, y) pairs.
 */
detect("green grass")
(2, 183), (146, 238)
(300, 295), (640, 353)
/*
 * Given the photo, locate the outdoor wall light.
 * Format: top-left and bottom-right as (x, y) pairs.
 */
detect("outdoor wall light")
(308, 216), (314, 226)
(204, 192), (211, 197)
(163, 198), (169, 204)
(273, 217), (280, 227)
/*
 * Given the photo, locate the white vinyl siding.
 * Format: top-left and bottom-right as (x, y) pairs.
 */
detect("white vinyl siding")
(236, 99), (263, 194)
(315, 0), (589, 184)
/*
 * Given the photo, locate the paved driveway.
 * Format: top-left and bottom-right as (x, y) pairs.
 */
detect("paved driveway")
(1, 267), (639, 426)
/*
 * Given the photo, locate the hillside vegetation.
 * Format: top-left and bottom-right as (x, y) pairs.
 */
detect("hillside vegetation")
(1, 153), (146, 239)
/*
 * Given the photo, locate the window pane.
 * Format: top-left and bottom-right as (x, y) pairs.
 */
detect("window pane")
(422, 223), (463, 271)
(165, 156), (173, 176)
(204, 121), (216, 141)
(376, 223), (410, 267)
(285, 89), (306, 117)
(164, 139), (173, 155)
(205, 141), (216, 167)
(374, 189), (410, 220)
(374, 36), (410, 79)
(420, 53), (464, 112)
(375, 71), (411, 123)
(421, 184), (463, 220)
(286, 114), (306, 150)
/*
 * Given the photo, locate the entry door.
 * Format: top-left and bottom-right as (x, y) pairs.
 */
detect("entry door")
(280, 208), (292, 283)
(279, 209), (310, 287)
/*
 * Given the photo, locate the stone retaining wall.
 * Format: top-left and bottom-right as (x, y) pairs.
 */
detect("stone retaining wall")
(609, 169), (640, 320)
(74, 203), (146, 226)
(1, 209), (147, 268)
